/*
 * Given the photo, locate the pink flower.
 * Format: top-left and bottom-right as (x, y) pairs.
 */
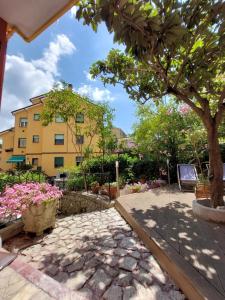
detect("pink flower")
(0, 183), (62, 218)
(179, 104), (191, 115)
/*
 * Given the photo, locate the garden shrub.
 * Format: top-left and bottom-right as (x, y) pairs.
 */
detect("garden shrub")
(132, 159), (160, 181)
(84, 154), (138, 182)
(82, 154), (161, 183)
(66, 171), (98, 191)
(0, 171), (46, 193)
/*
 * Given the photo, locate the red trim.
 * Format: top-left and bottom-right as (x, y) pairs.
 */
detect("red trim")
(1, 250), (86, 299)
(0, 18), (7, 107)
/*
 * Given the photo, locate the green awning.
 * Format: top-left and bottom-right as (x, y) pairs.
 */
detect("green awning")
(7, 155), (25, 163)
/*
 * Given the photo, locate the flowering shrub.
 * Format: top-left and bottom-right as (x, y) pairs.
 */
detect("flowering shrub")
(0, 183), (62, 218)
(179, 104), (191, 115)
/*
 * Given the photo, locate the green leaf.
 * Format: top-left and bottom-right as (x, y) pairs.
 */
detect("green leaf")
(191, 39), (204, 53)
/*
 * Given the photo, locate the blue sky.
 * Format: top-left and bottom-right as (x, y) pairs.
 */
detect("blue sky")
(0, 9), (137, 134)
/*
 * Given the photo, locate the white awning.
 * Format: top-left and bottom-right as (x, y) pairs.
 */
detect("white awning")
(0, 0), (78, 42)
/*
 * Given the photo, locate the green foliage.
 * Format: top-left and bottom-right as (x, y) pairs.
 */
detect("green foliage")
(66, 170), (97, 191)
(76, 1), (225, 110)
(84, 154), (138, 181)
(133, 101), (185, 158)
(75, 1), (225, 204)
(83, 154), (161, 182)
(132, 159), (160, 181)
(0, 171), (46, 193)
(133, 101), (208, 181)
(41, 82), (114, 158)
(15, 164), (32, 171)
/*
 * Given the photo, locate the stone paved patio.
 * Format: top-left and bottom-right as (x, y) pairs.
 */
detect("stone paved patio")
(4, 208), (185, 300)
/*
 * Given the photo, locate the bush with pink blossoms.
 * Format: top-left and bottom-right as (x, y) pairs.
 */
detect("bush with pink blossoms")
(0, 182), (62, 218)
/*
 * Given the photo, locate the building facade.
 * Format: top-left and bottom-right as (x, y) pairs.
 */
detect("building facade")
(0, 94), (101, 176)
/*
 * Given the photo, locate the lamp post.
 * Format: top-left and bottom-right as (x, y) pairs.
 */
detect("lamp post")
(115, 160), (120, 197)
(167, 158), (170, 185)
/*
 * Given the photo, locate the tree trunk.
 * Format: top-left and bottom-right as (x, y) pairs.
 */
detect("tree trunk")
(207, 124), (224, 208)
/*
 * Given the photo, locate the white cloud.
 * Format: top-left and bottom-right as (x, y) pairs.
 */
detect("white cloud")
(77, 84), (114, 102)
(33, 34), (75, 75)
(0, 34), (75, 131)
(70, 6), (78, 18)
(84, 71), (96, 82)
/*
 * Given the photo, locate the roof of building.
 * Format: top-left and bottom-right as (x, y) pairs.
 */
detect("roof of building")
(12, 88), (101, 115)
(0, 0), (78, 42)
(30, 93), (48, 103)
(112, 127), (127, 139)
(0, 127), (14, 135)
(11, 102), (42, 115)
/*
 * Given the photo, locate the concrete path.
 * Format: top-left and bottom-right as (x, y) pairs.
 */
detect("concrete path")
(116, 187), (225, 299)
(4, 208), (184, 300)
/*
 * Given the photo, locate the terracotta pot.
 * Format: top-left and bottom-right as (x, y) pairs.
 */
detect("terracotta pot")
(105, 186), (118, 199)
(22, 199), (58, 236)
(195, 183), (211, 199)
(91, 185), (100, 194)
(139, 178), (146, 184)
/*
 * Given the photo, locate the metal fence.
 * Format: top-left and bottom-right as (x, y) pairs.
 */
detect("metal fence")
(0, 170), (46, 194)
(54, 172), (112, 192)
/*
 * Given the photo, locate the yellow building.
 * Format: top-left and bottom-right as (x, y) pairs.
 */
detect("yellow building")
(0, 94), (102, 176)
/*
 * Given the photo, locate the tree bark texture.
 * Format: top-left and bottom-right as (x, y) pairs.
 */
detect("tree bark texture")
(207, 124), (224, 208)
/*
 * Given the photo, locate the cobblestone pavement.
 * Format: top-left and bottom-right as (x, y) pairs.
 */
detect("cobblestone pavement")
(6, 208), (185, 300)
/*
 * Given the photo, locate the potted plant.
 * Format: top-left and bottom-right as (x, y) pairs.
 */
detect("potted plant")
(0, 182), (62, 236)
(139, 176), (147, 184)
(129, 183), (142, 193)
(90, 181), (100, 194)
(104, 182), (118, 199)
(195, 175), (211, 199)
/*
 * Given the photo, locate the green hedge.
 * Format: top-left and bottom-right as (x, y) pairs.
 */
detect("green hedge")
(82, 154), (161, 183)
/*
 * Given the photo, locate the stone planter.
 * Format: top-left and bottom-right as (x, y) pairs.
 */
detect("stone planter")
(192, 199), (225, 223)
(22, 199), (58, 236)
(195, 183), (211, 199)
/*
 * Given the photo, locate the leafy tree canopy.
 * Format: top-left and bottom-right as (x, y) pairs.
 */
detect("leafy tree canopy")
(77, 0), (225, 126)
(75, 0), (225, 206)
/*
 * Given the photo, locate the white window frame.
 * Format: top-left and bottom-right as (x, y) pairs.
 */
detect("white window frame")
(19, 118), (28, 127)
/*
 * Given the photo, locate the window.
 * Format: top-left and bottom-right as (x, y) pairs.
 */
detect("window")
(76, 156), (84, 166)
(0, 139), (2, 149)
(75, 113), (84, 123)
(32, 135), (40, 143)
(19, 118), (28, 127)
(76, 135), (84, 144)
(18, 138), (26, 148)
(55, 114), (65, 123)
(32, 158), (38, 166)
(54, 157), (64, 168)
(55, 134), (64, 145)
(33, 113), (40, 121)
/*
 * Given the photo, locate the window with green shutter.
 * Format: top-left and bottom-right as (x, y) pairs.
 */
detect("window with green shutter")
(54, 157), (64, 168)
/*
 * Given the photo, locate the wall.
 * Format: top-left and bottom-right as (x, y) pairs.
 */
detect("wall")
(0, 98), (103, 176)
(59, 191), (114, 215)
(0, 129), (14, 171)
